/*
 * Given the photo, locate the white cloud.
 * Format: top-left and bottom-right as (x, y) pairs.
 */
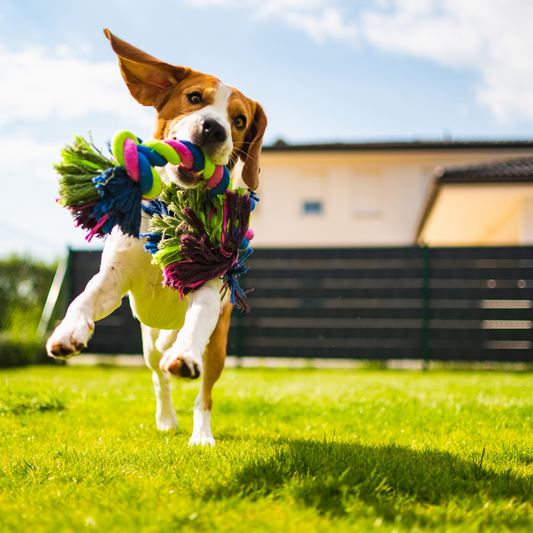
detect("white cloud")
(184, 0), (244, 4)
(1, 136), (61, 182)
(0, 44), (149, 260)
(187, 0), (533, 125)
(0, 135), (103, 260)
(256, 0), (333, 17)
(0, 44), (153, 128)
(279, 7), (357, 44)
(361, 0), (533, 123)
(183, 0), (358, 45)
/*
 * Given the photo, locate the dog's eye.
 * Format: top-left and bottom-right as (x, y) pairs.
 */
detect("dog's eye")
(187, 92), (202, 105)
(234, 115), (247, 131)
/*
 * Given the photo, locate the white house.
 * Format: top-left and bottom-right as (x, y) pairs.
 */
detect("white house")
(249, 140), (533, 248)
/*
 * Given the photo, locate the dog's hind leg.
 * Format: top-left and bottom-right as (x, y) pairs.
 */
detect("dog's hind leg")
(142, 324), (179, 431)
(189, 297), (232, 446)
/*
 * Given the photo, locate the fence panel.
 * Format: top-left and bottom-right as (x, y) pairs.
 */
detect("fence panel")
(228, 246), (533, 362)
(69, 251), (142, 354)
(425, 246), (532, 361)
(67, 247), (533, 361)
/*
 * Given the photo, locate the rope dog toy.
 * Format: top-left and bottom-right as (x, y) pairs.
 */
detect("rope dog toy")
(55, 131), (230, 240)
(54, 131), (255, 310)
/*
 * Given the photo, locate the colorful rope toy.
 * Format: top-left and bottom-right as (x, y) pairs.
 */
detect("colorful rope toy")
(55, 131), (231, 240)
(111, 130), (232, 200)
(54, 131), (256, 310)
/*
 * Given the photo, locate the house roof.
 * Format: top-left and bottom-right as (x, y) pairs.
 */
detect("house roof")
(435, 157), (533, 184)
(263, 139), (533, 153)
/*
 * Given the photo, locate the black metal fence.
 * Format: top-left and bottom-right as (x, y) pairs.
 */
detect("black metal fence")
(67, 250), (142, 354)
(67, 246), (533, 361)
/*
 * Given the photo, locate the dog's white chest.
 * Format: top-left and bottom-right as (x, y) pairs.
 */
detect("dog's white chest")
(102, 229), (189, 331)
(129, 270), (188, 331)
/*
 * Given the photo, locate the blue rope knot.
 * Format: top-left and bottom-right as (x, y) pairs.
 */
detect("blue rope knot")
(141, 198), (170, 254)
(224, 247), (253, 311)
(248, 190), (260, 211)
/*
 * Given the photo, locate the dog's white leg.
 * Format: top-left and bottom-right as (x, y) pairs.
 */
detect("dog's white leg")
(46, 265), (129, 358)
(189, 384), (215, 446)
(159, 278), (223, 379)
(141, 324), (178, 431)
(189, 296), (232, 446)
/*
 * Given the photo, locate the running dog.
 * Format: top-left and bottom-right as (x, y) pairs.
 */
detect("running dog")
(46, 29), (267, 446)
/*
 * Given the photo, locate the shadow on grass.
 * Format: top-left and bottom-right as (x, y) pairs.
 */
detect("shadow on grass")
(204, 438), (533, 526)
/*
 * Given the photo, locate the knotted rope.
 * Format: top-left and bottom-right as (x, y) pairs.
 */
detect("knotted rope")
(109, 130), (231, 200)
(54, 130), (255, 310)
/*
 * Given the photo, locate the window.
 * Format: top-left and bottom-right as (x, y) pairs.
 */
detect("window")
(303, 201), (323, 215)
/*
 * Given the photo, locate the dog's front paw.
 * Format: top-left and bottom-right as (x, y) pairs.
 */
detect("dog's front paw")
(46, 319), (94, 359)
(189, 409), (215, 446)
(160, 348), (202, 380)
(156, 409), (179, 431)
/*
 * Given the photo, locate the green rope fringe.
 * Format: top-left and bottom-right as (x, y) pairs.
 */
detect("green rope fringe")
(149, 182), (249, 269)
(54, 135), (115, 207)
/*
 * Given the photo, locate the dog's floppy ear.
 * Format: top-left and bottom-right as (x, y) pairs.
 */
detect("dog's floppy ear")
(240, 102), (267, 191)
(104, 29), (191, 110)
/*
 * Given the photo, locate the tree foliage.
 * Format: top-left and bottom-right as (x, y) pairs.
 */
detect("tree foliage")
(0, 255), (56, 366)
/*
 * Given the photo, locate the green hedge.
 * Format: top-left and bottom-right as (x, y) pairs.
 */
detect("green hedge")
(0, 333), (47, 367)
(0, 255), (56, 367)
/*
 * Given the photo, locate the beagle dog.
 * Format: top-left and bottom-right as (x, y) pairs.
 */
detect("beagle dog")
(46, 29), (267, 446)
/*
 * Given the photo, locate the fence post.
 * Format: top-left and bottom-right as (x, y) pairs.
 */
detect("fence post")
(421, 244), (431, 368)
(37, 251), (71, 337)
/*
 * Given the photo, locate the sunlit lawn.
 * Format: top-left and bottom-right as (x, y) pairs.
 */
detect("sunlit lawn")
(1, 365), (533, 532)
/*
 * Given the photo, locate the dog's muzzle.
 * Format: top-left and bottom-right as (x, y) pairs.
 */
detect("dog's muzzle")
(200, 118), (227, 145)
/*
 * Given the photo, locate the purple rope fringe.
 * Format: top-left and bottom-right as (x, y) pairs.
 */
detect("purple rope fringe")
(162, 190), (252, 310)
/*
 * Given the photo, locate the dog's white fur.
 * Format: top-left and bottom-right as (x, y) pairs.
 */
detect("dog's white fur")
(170, 83), (234, 166)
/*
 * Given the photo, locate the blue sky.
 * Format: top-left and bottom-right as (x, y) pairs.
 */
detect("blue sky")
(2, 0), (533, 260)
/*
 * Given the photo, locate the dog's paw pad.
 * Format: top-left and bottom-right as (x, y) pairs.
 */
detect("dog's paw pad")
(47, 338), (85, 359)
(164, 356), (201, 380)
(46, 320), (93, 359)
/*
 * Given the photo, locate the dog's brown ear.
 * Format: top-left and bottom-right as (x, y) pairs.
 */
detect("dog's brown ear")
(104, 29), (191, 110)
(240, 102), (267, 191)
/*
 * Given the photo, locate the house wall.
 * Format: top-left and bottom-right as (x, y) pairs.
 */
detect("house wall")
(418, 184), (533, 246)
(522, 198), (533, 245)
(249, 148), (533, 248)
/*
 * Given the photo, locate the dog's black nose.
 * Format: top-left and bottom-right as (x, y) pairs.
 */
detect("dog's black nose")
(201, 118), (227, 145)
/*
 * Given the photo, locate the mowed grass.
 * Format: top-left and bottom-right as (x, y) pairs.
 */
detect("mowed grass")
(1, 366), (533, 532)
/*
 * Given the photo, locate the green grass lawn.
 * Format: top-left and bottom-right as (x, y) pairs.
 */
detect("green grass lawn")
(1, 365), (533, 532)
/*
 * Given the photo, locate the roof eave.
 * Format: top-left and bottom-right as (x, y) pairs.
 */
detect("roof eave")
(263, 140), (533, 153)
